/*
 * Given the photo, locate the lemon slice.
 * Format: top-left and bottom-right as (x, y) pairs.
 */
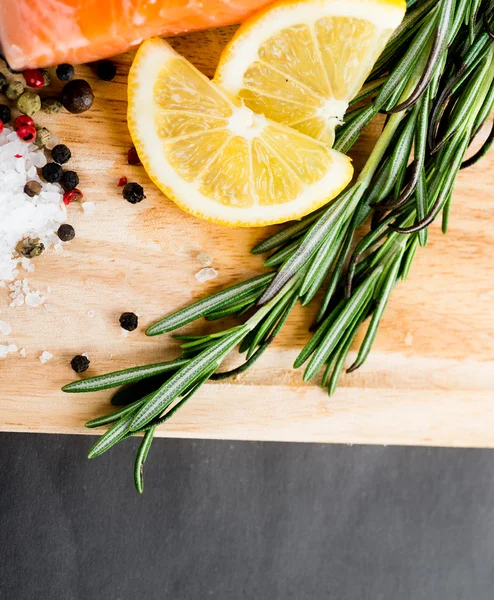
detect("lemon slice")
(215, 0), (406, 145)
(128, 38), (353, 227)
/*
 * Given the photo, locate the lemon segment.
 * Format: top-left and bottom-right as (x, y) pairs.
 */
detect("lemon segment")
(128, 38), (354, 227)
(215, 0), (406, 146)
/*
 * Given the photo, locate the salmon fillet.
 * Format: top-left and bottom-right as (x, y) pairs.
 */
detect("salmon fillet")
(0, 0), (275, 70)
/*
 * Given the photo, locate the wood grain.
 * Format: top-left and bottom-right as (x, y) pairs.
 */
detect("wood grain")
(1, 28), (493, 447)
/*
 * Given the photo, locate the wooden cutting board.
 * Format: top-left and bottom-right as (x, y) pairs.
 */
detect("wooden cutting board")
(1, 27), (493, 447)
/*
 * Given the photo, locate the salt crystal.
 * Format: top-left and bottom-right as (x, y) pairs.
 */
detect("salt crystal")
(10, 295), (24, 307)
(0, 343), (17, 359)
(44, 304), (53, 312)
(39, 351), (53, 363)
(21, 258), (31, 271)
(27, 151), (47, 168)
(19, 348), (26, 357)
(82, 353), (89, 359)
(87, 310), (95, 317)
(195, 267), (218, 283)
(0, 320), (12, 335)
(121, 328), (130, 337)
(82, 201), (96, 215)
(0, 125), (66, 283)
(45, 135), (61, 151)
(25, 292), (43, 308)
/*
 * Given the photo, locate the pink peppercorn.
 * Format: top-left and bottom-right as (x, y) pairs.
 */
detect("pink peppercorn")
(118, 176), (127, 187)
(127, 147), (140, 165)
(14, 115), (35, 129)
(23, 69), (45, 89)
(16, 125), (36, 142)
(63, 188), (83, 205)
(22, 69), (45, 88)
(63, 188), (84, 206)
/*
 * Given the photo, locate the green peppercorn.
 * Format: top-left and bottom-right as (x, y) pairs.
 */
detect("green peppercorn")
(61, 79), (94, 114)
(35, 127), (51, 147)
(17, 91), (41, 116)
(5, 80), (24, 100)
(41, 96), (63, 115)
(0, 72), (7, 93)
(21, 240), (45, 259)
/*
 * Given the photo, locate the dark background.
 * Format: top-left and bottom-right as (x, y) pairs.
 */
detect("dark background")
(1, 433), (494, 600)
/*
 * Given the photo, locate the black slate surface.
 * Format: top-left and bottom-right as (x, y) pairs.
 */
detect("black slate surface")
(1, 432), (494, 600)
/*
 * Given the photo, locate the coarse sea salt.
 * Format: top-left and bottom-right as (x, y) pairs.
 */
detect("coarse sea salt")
(0, 320), (12, 335)
(82, 201), (96, 216)
(195, 267), (218, 283)
(0, 343), (18, 359)
(39, 350), (53, 363)
(8, 277), (49, 309)
(0, 125), (66, 283)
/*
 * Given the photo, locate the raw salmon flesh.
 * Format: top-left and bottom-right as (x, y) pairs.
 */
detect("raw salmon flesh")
(0, 0), (275, 70)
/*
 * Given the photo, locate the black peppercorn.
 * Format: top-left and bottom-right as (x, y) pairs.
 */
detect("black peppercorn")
(0, 103), (11, 124)
(119, 312), (139, 331)
(51, 144), (71, 164)
(41, 162), (63, 183)
(57, 224), (75, 242)
(61, 79), (94, 114)
(61, 170), (79, 191)
(24, 181), (42, 197)
(56, 63), (75, 82)
(70, 355), (90, 373)
(123, 182), (146, 204)
(96, 60), (117, 81)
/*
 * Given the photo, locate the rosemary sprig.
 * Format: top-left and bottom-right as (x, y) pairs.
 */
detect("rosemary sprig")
(64, 0), (494, 492)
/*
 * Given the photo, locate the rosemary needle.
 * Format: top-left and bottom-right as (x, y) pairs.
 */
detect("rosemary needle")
(64, 0), (494, 492)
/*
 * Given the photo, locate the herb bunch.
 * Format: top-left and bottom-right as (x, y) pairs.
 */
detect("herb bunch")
(64, 0), (494, 492)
